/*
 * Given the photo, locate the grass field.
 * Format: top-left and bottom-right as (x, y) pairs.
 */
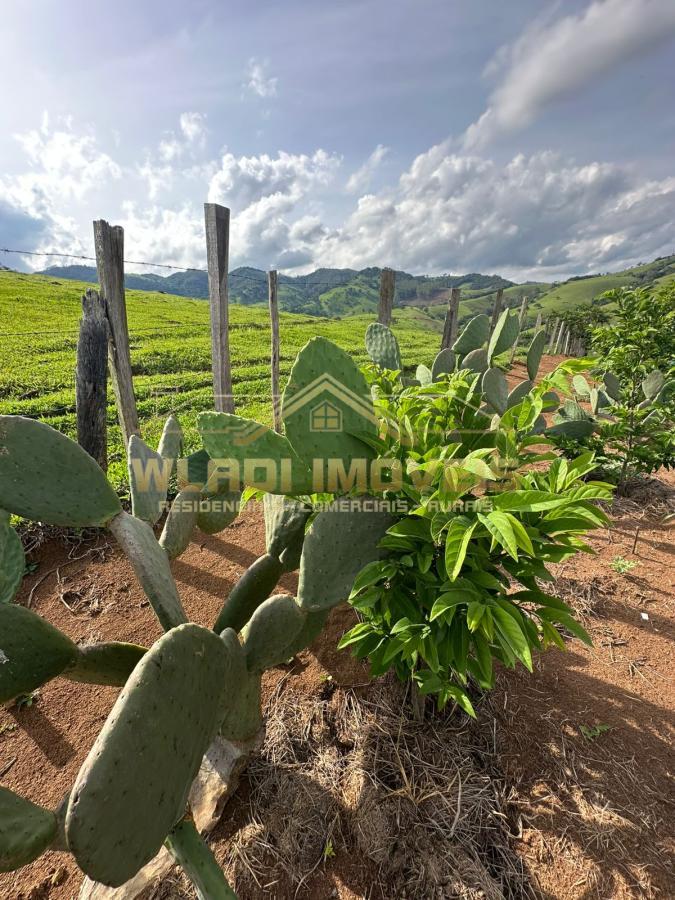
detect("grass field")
(0, 271), (443, 489)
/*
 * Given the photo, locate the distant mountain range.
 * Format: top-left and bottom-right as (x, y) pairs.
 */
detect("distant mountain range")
(37, 252), (675, 319)
(37, 263), (513, 317)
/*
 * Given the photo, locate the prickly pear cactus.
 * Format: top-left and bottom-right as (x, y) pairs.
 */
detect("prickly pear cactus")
(0, 787), (57, 872)
(0, 416), (121, 527)
(128, 434), (171, 526)
(452, 314), (489, 356)
(461, 348), (489, 374)
(0, 513), (24, 604)
(526, 329), (547, 380)
(487, 309), (519, 361)
(66, 624), (230, 887)
(365, 322), (402, 371)
(432, 348), (456, 381)
(482, 368), (508, 414)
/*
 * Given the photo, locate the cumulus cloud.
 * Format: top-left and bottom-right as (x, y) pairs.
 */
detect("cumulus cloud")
(346, 144), (389, 194)
(244, 58), (278, 98)
(312, 141), (675, 280)
(464, 0), (675, 148)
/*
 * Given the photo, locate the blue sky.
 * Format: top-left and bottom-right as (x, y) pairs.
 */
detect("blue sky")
(1, 0), (674, 281)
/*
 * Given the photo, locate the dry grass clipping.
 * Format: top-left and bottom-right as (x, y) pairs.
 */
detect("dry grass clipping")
(224, 680), (534, 899)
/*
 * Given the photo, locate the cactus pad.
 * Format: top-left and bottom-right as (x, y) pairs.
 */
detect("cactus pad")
(415, 364), (432, 386)
(213, 553), (283, 634)
(196, 473), (241, 535)
(283, 608), (329, 659)
(160, 487), (200, 559)
(0, 787), (56, 872)
(109, 511), (188, 632)
(526, 330), (547, 380)
(572, 375), (591, 398)
(460, 348), (489, 374)
(506, 380), (533, 409)
(452, 315), (489, 356)
(127, 434), (171, 526)
(297, 500), (395, 611)
(603, 372), (621, 401)
(481, 368), (508, 414)
(0, 603), (78, 703)
(157, 414), (183, 464)
(281, 337), (377, 492)
(431, 349), (456, 381)
(197, 412), (312, 495)
(488, 309), (519, 361)
(264, 494), (311, 564)
(546, 419), (595, 439)
(65, 623), (230, 887)
(0, 416), (121, 527)
(642, 370), (665, 400)
(365, 323), (402, 371)
(218, 629), (263, 742)
(64, 641), (147, 687)
(242, 593), (305, 671)
(0, 517), (24, 604)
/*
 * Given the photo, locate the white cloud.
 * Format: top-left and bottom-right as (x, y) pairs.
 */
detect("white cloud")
(464, 0), (675, 148)
(244, 58), (278, 98)
(312, 142), (675, 280)
(179, 112), (207, 146)
(346, 144), (389, 194)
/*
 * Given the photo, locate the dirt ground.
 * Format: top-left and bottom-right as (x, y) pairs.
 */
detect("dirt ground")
(1, 357), (674, 900)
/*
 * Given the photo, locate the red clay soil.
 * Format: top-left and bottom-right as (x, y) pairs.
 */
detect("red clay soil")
(1, 357), (673, 899)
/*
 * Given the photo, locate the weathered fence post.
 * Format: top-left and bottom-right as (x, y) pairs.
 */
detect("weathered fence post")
(509, 296), (529, 363)
(76, 289), (108, 470)
(489, 288), (504, 334)
(563, 330), (572, 356)
(204, 203), (235, 414)
(93, 220), (139, 448)
(534, 311), (542, 331)
(378, 268), (395, 326)
(441, 287), (461, 350)
(547, 318), (561, 353)
(555, 324), (567, 355)
(268, 270), (281, 433)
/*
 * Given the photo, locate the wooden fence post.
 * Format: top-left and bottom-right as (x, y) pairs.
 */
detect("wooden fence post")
(489, 288), (504, 334)
(563, 330), (572, 356)
(555, 325), (567, 355)
(268, 270), (281, 433)
(509, 297), (529, 363)
(534, 311), (542, 331)
(93, 220), (139, 448)
(547, 318), (560, 353)
(378, 268), (395, 326)
(441, 287), (461, 350)
(76, 288), (108, 470)
(204, 203), (234, 414)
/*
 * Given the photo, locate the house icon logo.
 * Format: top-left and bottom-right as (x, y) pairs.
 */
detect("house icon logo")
(310, 400), (343, 433)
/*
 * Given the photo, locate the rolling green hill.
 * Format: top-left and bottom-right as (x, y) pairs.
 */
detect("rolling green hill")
(0, 270), (443, 489)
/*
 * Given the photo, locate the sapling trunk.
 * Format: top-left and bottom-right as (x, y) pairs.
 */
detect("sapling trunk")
(165, 819), (238, 900)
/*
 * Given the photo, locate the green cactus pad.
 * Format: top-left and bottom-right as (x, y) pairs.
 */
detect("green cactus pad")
(160, 487), (200, 559)
(365, 323), (402, 371)
(213, 553), (283, 635)
(526, 330), (547, 380)
(506, 380), (533, 409)
(177, 448), (211, 489)
(66, 623), (230, 887)
(281, 337), (377, 492)
(128, 434), (171, 526)
(603, 372), (621, 401)
(242, 594), (305, 671)
(572, 375), (591, 398)
(642, 370), (665, 400)
(415, 364), (432, 386)
(0, 604), (78, 703)
(460, 348), (489, 374)
(0, 787), (57, 872)
(165, 819), (238, 900)
(218, 630), (262, 742)
(0, 517), (24, 604)
(488, 309), (519, 361)
(64, 641), (147, 687)
(0, 416), (121, 527)
(431, 348), (457, 381)
(196, 473), (241, 535)
(197, 412), (312, 495)
(157, 414), (183, 464)
(560, 400), (592, 421)
(481, 368), (508, 414)
(282, 608), (329, 659)
(546, 419), (595, 439)
(109, 511), (187, 632)
(297, 500), (395, 611)
(452, 315), (489, 356)
(264, 494), (311, 565)
(590, 388), (613, 415)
